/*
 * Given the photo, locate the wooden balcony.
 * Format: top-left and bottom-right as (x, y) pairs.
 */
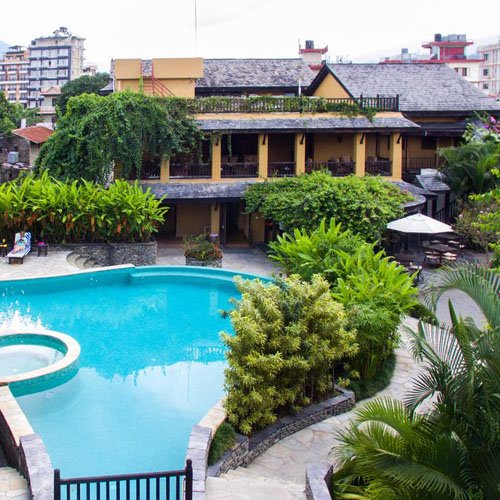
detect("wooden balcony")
(403, 156), (439, 173)
(305, 160), (355, 176)
(163, 95), (400, 114)
(170, 163), (211, 179)
(221, 162), (258, 178)
(366, 159), (392, 176)
(268, 162), (296, 177)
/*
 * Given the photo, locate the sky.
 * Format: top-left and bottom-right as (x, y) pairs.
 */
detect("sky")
(1, 0), (499, 72)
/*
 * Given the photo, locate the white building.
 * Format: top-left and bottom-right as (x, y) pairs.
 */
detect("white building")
(27, 27), (85, 108)
(478, 39), (500, 98)
(0, 46), (29, 106)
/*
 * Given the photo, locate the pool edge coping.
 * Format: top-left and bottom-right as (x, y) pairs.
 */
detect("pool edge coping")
(0, 330), (81, 388)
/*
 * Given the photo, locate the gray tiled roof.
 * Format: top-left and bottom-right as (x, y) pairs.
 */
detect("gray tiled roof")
(197, 116), (418, 132)
(196, 59), (315, 89)
(326, 63), (500, 113)
(414, 170), (451, 192)
(390, 180), (432, 209)
(143, 181), (258, 200)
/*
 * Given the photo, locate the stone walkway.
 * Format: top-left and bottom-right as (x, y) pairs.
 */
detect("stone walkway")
(206, 317), (421, 499)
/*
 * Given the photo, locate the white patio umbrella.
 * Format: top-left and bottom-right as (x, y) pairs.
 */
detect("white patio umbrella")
(387, 213), (453, 234)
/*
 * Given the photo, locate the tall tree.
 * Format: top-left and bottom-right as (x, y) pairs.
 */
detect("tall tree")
(0, 93), (37, 135)
(36, 91), (202, 183)
(57, 73), (110, 115)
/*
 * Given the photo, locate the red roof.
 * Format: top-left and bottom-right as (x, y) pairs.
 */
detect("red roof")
(12, 126), (53, 144)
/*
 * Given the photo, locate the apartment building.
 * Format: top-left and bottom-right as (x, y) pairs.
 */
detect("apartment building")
(381, 34), (484, 89)
(27, 27), (84, 108)
(106, 57), (500, 244)
(478, 39), (500, 98)
(0, 46), (29, 106)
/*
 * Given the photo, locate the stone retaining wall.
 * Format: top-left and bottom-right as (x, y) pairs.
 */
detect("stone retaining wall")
(305, 462), (333, 500)
(188, 387), (354, 498)
(50, 240), (157, 266)
(0, 384), (54, 499)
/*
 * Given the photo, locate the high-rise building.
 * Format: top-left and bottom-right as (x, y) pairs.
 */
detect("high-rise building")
(27, 27), (84, 108)
(478, 39), (500, 98)
(0, 46), (29, 106)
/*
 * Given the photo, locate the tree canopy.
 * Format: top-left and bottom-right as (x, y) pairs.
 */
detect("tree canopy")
(0, 93), (38, 135)
(244, 172), (413, 242)
(36, 91), (202, 183)
(57, 73), (110, 115)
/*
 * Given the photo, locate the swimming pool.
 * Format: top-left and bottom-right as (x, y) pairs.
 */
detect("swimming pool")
(0, 266), (261, 478)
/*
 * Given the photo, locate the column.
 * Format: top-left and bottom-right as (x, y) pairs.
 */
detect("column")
(210, 202), (220, 236)
(258, 133), (268, 178)
(353, 133), (366, 176)
(160, 158), (170, 182)
(211, 135), (222, 181)
(390, 133), (403, 180)
(295, 133), (306, 175)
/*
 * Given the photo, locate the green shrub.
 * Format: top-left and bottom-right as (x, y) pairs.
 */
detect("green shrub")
(0, 172), (167, 243)
(208, 422), (236, 465)
(269, 218), (417, 379)
(408, 302), (439, 326)
(348, 353), (396, 401)
(184, 234), (223, 261)
(222, 275), (357, 435)
(244, 172), (412, 242)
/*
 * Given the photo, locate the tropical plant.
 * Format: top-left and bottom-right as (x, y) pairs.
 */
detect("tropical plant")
(57, 72), (110, 115)
(439, 115), (500, 201)
(332, 264), (500, 499)
(184, 234), (223, 261)
(0, 172), (167, 243)
(222, 275), (357, 435)
(269, 218), (417, 379)
(36, 91), (202, 183)
(244, 172), (412, 242)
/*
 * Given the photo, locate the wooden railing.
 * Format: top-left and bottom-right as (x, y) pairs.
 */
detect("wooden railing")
(164, 95), (399, 114)
(365, 159), (392, 176)
(305, 160), (355, 176)
(403, 156), (438, 172)
(221, 162), (258, 178)
(170, 163), (211, 179)
(54, 460), (192, 500)
(268, 162), (296, 177)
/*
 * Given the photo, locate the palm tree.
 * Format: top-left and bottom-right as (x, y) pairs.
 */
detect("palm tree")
(332, 264), (500, 500)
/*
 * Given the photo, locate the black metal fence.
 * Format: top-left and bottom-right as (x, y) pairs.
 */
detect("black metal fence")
(170, 163), (211, 179)
(305, 160), (355, 176)
(221, 162), (258, 178)
(365, 159), (392, 176)
(54, 460), (192, 500)
(268, 162), (296, 177)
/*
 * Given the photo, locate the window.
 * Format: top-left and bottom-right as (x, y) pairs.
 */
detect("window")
(421, 136), (437, 150)
(461, 68), (469, 77)
(483, 83), (489, 90)
(484, 53), (489, 61)
(483, 68), (489, 76)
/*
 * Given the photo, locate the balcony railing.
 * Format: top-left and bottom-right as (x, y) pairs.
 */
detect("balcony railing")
(221, 162), (258, 178)
(305, 160), (355, 176)
(402, 156), (439, 173)
(366, 159), (392, 176)
(162, 95), (399, 114)
(170, 163), (211, 179)
(268, 162), (296, 177)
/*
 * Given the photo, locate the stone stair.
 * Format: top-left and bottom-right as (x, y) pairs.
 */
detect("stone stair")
(0, 467), (29, 500)
(67, 252), (98, 269)
(206, 466), (306, 499)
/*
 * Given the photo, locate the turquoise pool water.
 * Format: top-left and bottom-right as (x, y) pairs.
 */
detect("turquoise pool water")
(0, 267), (258, 478)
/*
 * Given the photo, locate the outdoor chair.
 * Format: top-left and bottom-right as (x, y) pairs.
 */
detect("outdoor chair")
(7, 231), (32, 264)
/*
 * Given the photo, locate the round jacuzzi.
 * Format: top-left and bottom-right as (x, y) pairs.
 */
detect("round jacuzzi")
(0, 331), (80, 395)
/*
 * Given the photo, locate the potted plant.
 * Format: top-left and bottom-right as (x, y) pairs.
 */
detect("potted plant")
(184, 234), (223, 268)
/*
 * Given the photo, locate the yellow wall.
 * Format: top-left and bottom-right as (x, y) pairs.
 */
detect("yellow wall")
(114, 59), (142, 79)
(176, 203), (211, 237)
(295, 133), (306, 174)
(312, 73), (350, 98)
(353, 133), (366, 176)
(152, 58), (203, 79)
(313, 134), (354, 161)
(406, 136), (437, 159)
(258, 134), (268, 178)
(389, 133), (403, 181)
